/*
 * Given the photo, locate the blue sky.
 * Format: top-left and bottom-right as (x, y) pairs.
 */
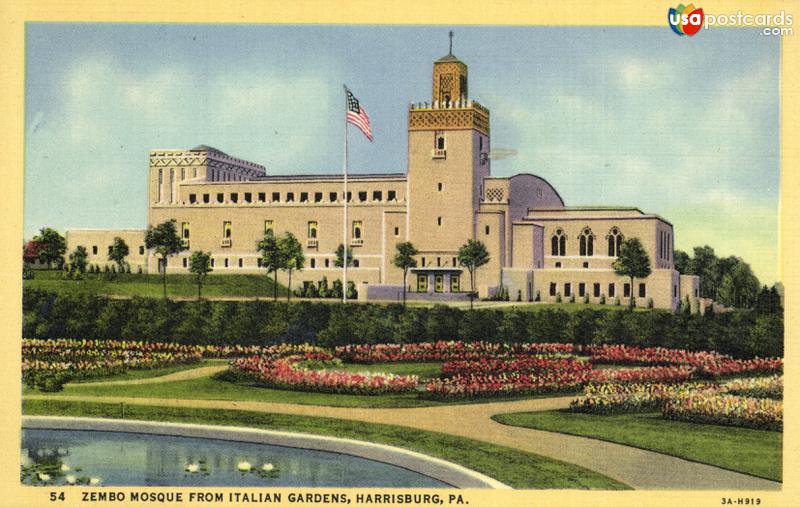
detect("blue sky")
(24, 24), (780, 283)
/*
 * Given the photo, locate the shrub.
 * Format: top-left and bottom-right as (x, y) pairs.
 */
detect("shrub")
(20, 288), (784, 358)
(599, 294), (606, 305)
(647, 298), (654, 309)
(614, 296), (621, 306)
(555, 293), (562, 303)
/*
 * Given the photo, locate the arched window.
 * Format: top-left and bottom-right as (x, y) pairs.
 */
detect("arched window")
(607, 227), (624, 257)
(578, 227), (594, 256)
(551, 228), (566, 256)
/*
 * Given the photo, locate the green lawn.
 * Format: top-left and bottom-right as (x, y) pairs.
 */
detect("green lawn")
(320, 362), (443, 381)
(25, 271), (286, 298)
(69, 359), (228, 384)
(404, 301), (644, 312)
(28, 371), (577, 409)
(22, 399), (628, 490)
(493, 410), (781, 482)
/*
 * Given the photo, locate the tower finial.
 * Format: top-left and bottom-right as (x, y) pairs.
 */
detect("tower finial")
(449, 30), (454, 54)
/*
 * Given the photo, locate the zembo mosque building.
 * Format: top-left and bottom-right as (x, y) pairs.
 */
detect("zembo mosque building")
(66, 48), (700, 310)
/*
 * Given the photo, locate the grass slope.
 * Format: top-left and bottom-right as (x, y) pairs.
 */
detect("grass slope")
(69, 360), (227, 384)
(30, 372), (577, 408)
(493, 410), (781, 482)
(22, 400), (628, 490)
(25, 271), (286, 298)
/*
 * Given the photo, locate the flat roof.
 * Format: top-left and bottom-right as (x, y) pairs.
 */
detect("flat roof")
(254, 172), (406, 181)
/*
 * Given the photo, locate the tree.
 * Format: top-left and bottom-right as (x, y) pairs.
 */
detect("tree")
(278, 232), (304, 302)
(188, 251), (213, 300)
(392, 242), (418, 307)
(457, 239), (490, 310)
(34, 227), (67, 269)
(334, 244), (354, 268)
(257, 233), (285, 300)
(68, 245), (88, 274)
(754, 284), (783, 315)
(108, 237), (130, 280)
(673, 249), (691, 274)
(690, 245), (719, 299)
(144, 219), (184, 298)
(613, 238), (652, 309)
(717, 262), (760, 308)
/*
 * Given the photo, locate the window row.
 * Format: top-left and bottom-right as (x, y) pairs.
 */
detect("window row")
(177, 256), (361, 269)
(659, 230), (672, 261)
(417, 274), (460, 293)
(187, 190), (399, 205)
(550, 227), (624, 257)
(419, 256), (459, 267)
(179, 220), (394, 245)
(90, 245), (146, 256)
(548, 281), (646, 298)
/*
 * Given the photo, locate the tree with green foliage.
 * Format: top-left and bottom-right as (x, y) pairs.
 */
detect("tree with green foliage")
(717, 261), (760, 308)
(613, 238), (651, 309)
(334, 244), (354, 268)
(690, 245), (720, 299)
(107, 237), (130, 280)
(279, 232), (304, 302)
(673, 249), (691, 274)
(144, 219), (184, 298)
(392, 242), (418, 307)
(754, 284), (782, 315)
(188, 251), (213, 300)
(457, 239), (490, 310)
(257, 233), (285, 300)
(34, 227), (67, 269)
(68, 245), (88, 274)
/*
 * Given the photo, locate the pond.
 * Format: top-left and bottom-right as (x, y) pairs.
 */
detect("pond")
(21, 429), (450, 488)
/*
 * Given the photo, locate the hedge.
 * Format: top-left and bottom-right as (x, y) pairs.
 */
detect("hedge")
(22, 289), (783, 358)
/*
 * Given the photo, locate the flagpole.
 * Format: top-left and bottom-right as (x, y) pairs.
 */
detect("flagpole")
(342, 85), (349, 304)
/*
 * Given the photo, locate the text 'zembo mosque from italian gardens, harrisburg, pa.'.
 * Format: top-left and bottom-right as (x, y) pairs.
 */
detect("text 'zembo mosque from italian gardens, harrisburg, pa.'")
(65, 42), (701, 311)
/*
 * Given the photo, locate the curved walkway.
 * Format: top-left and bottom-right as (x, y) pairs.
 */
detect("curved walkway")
(26, 392), (780, 490)
(72, 365), (229, 386)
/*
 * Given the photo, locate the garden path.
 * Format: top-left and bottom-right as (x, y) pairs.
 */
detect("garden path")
(75, 365), (229, 386)
(27, 392), (780, 491)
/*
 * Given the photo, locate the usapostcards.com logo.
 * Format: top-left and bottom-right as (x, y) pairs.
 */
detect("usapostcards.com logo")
(668, 4), (704, 36)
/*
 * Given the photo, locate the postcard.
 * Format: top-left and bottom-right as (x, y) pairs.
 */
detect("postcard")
(3, 1), (798, 506)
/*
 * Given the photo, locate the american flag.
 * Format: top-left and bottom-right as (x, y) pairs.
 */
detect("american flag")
(346, 89), (373, 142)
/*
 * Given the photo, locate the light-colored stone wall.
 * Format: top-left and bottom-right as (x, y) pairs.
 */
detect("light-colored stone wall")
(533, 267), (678, 309)
(525, 209), (672, 272)
(65, 229), (147, 270)
(408, 129), (482, 253)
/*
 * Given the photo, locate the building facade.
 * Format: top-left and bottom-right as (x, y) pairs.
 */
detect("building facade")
(66, 50), (699, 310)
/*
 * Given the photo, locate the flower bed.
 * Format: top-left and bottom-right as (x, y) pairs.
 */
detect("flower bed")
(335, 341), (575, 364)
(589, 366), (695, 384)
(693, 357), (783, 379)
(722, 375), (782, 399)
(584, 344), (782, 378)
(569, 382), (711, 414)
(426, 357), (592, 400)
(570, 374), (783, 431)
(663, 391), (782, 432)
(21, 339), (330, 391)
(228, 355), (418, 395)
(22, 339), (204, 388)
(441, 357), (589, 378)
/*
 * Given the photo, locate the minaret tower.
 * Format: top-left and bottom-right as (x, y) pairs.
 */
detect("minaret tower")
(407, 32), (491, 257)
